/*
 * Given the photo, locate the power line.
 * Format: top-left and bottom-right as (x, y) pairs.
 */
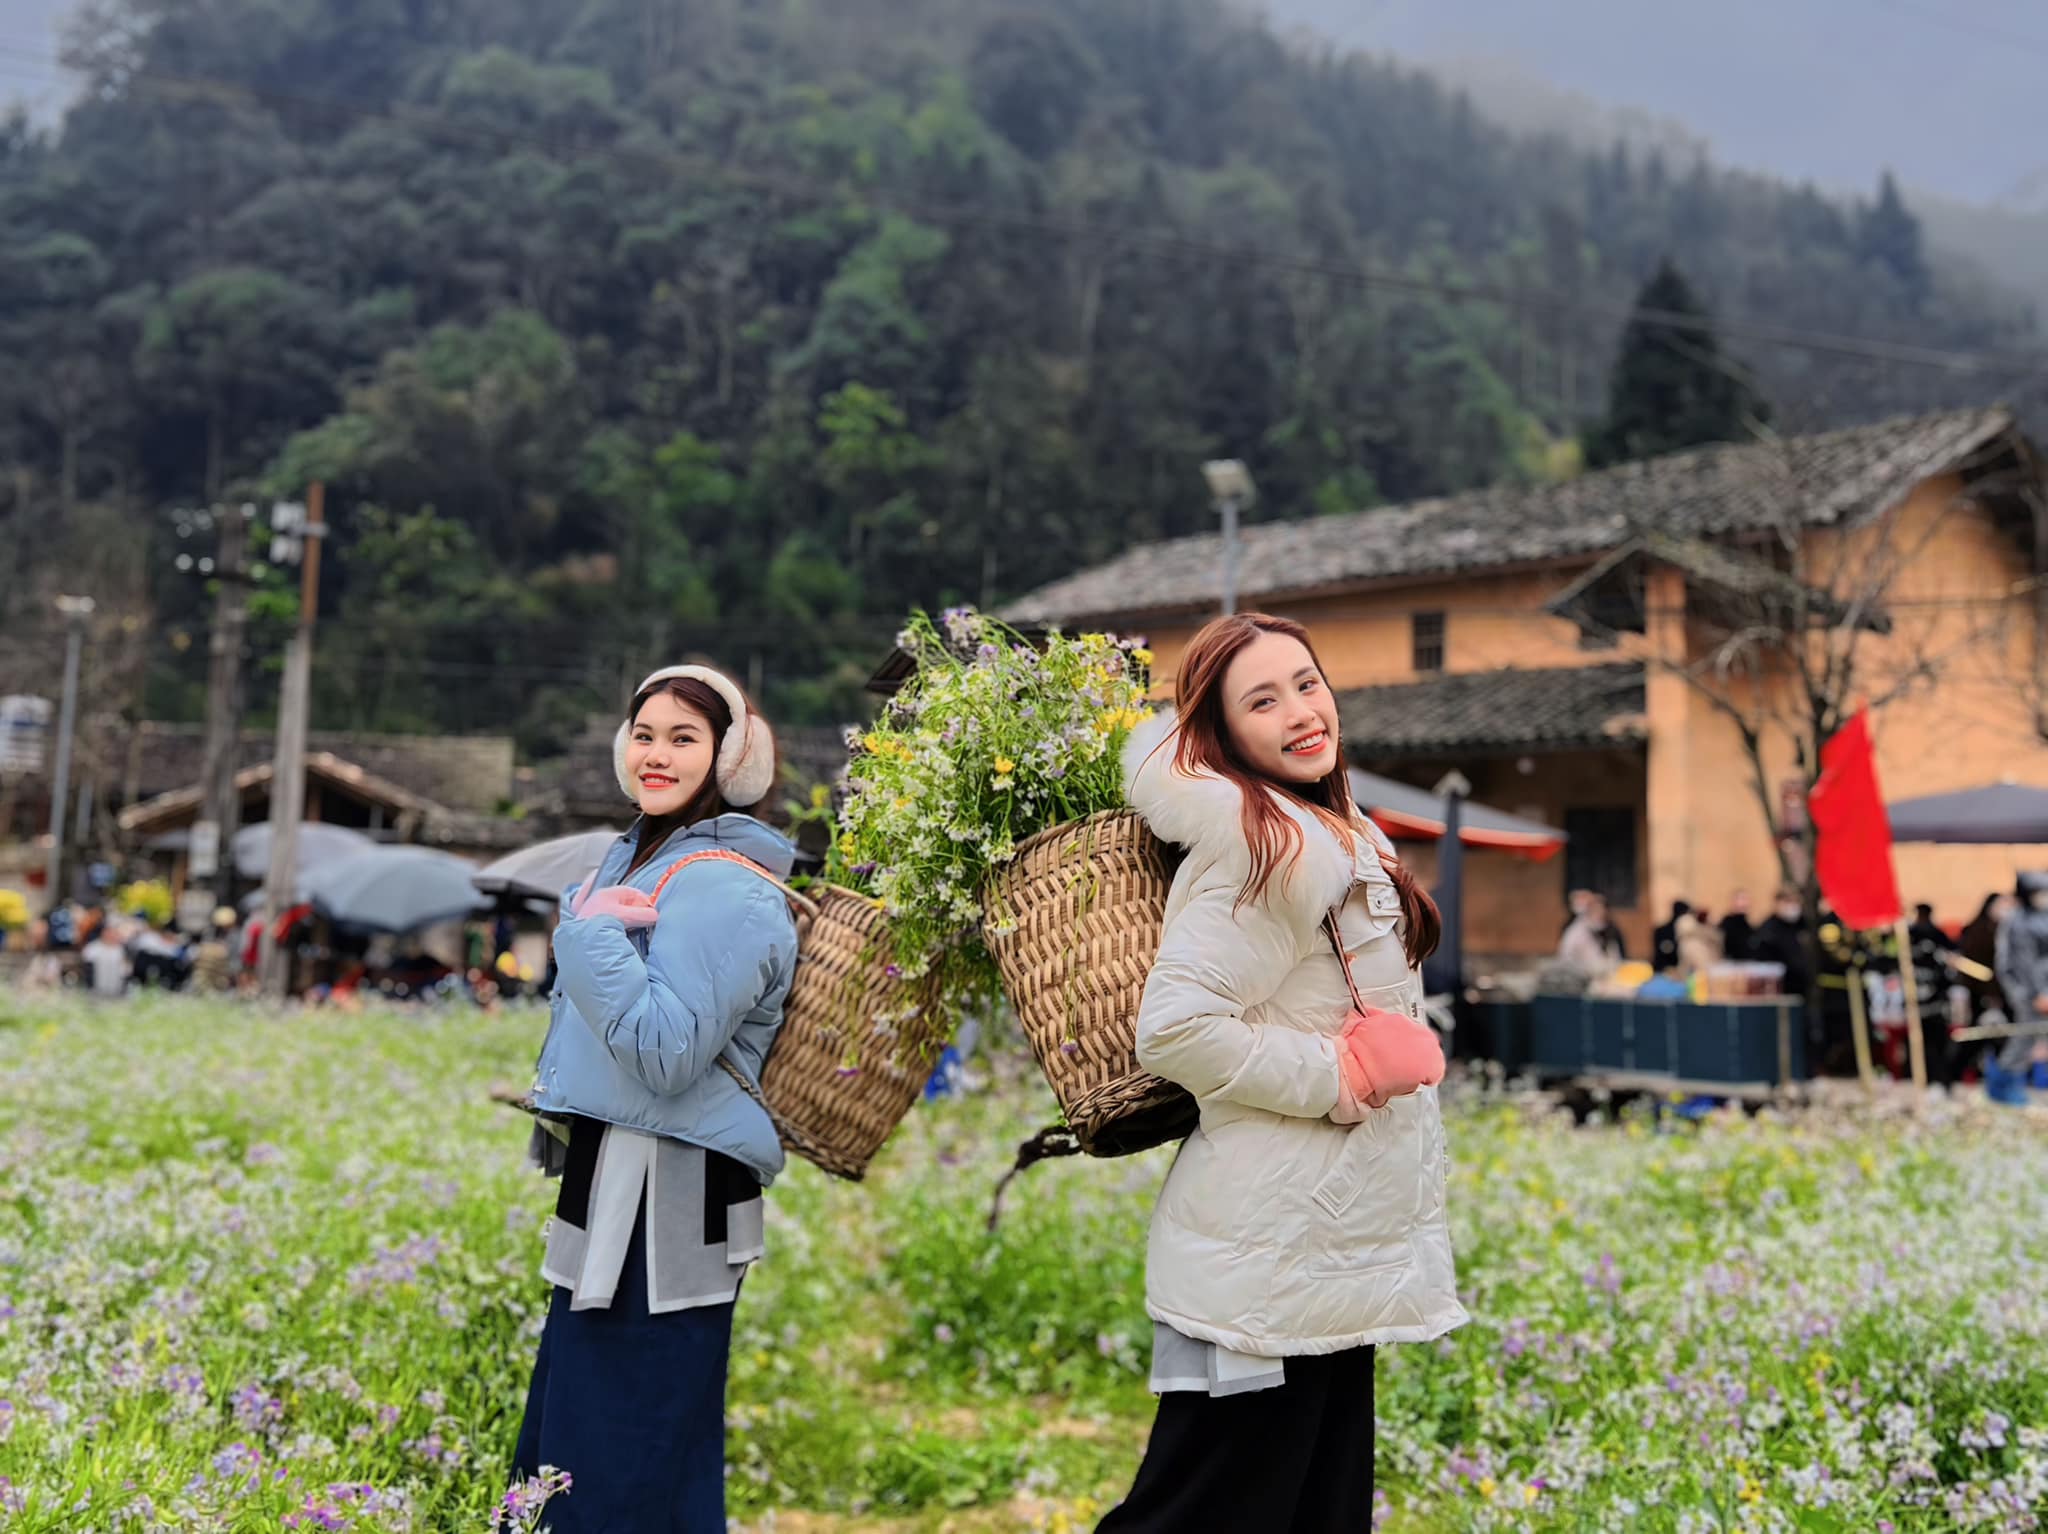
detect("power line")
(0, 42), (2043, 380)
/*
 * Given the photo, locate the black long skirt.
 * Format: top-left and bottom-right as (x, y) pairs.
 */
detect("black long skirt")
(1096, 1345), (1376, 1533)
(512, 1209), (736, 1534)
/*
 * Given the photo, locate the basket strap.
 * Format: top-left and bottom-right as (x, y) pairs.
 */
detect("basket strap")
(984, 1123), (1083, 1231)
(1324, 906), (1373, 1015)
(650, 849), (821, 921)
(650, 851), (829, 1166)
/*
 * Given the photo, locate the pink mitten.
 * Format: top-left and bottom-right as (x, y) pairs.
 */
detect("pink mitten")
(568, 881), (658, 929)
(1337, 1008), (1444, 1111)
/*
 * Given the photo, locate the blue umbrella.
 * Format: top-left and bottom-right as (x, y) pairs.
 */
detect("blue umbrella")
(233, 821), (375, 880)
(303, 846), (488, 934)
(471, 829), (620, 902)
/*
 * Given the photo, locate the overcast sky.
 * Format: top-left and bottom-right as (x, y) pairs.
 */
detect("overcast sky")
(1259, 0), (2048, 207)
(6, 0), (2046, 208)
(0, 0), (74, 120)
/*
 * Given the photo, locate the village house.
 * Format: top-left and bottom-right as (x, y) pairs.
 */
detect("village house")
(110, 725), (531, 892)
(1008, 408), (2048, 963)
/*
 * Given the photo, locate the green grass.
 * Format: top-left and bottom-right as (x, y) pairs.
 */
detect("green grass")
(4, 990), (2048, 1532)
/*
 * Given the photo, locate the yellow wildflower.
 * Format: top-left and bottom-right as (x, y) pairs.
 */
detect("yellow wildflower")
(994, 757), (1016, 775)
(1132, 647), (1154, 666)
(1478, 1477), (1497, 1499)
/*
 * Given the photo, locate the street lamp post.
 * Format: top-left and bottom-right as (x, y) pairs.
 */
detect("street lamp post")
(42, 595), (95, 909)
(1201, 459), (1256, 616)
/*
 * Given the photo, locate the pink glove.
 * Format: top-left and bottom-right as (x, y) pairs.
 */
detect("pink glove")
(1332, 1007), (1443, 1119)
(567, 878), (658, 929)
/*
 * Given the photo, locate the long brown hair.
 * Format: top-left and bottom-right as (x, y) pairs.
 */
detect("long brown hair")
(1166, 612), (1440, 966)
(623, 676), (740, 874)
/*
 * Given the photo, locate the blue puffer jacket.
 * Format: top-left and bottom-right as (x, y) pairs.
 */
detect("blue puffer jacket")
(532, 813), (799, 1185)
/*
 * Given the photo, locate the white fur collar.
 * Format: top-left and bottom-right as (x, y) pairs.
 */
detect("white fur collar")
(1122, 710), (1366, 922)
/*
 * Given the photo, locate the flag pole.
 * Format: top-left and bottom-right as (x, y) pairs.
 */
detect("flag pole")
(1846, 961), (1877, 1091)
(1894, 919), (1929, 1091)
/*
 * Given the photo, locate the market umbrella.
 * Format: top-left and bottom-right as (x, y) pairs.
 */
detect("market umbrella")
(302, 846), (487, 934)
(1349, 768), (1568, 860)
(1886, 782), (2048, 845)
(232, 821), (375, 880)
(471, 829), (620, 902)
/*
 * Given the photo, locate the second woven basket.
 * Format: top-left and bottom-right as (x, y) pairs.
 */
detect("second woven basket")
(983, 808), (1194, 1157)
(758, 884), (945, 1181)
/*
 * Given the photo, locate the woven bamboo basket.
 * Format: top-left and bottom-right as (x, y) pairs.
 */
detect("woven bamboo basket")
(756, 884), (945, 1181)
(983, 809), (1194, 1157)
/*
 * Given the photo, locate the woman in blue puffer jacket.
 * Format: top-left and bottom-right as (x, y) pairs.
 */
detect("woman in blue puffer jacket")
(513, 663), (799, 1533)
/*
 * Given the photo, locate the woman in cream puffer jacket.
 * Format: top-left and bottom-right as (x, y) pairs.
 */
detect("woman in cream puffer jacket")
(1098, 614), (1466, 1534)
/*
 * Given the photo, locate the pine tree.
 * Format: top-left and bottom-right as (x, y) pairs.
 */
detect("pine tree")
(1583, 259), (1772, 469)
(1858, 171), (1929, 302)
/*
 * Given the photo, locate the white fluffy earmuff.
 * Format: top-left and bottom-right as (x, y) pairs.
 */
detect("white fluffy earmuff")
(612, 665), (777, 809)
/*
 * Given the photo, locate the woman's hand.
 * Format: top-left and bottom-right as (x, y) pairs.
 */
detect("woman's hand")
(1332, 1007), (1443, 1118)
(566, 878), (658, 929)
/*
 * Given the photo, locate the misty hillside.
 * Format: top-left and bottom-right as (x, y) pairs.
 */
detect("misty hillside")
(2, 0), (2042, 752)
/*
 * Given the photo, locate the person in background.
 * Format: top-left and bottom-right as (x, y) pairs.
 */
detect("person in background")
(1558, 893), (1621, 975)
(129, 917), (192, 989)
(237, 910), (266, 983)
(190, 907), (237, 992)
(1652, 899), (1691, 973)
(1995, 874), (2048, 1039)
(1719, 890), (1755, 962)
(1960, 892), (2016, 1022)
(1675, 906), (1723, 977)
(44, 900), (77, 952)
(82, 918), (130, 998)
(1752, 886), (1811, 1000)
(1908, 903), (1953, 956)
(1561, 888), (1593, 939)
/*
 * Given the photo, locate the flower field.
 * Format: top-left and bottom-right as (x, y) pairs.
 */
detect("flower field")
(5, 991), (2048, 1532)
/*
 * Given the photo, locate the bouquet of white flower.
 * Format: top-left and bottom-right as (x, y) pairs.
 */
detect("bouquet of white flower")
(830, 607), (1154, 1030)
(833, 608), (1194, 1159)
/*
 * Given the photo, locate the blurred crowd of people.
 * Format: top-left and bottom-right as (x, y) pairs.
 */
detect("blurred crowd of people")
(19, 897), (547, 1011)
(1550, 875), (2048, 1089)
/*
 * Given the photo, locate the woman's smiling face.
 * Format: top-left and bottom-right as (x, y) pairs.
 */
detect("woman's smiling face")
(1219, 630), (1341, 787)
(625, 689), (716, 815)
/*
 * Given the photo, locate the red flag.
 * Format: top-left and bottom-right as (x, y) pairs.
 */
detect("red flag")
(1806, 710), (1901, 931)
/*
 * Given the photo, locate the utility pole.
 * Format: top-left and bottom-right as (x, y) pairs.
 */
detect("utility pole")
(260, 485), (324, 996)
(42, 595), (94, 911)
(190, 503), (253, 915)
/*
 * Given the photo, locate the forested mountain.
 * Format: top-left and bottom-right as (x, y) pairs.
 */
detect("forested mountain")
(2, 0), (2040, 751)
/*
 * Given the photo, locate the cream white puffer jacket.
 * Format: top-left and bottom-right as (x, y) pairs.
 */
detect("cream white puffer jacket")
(1124, 713), (1469, 1357)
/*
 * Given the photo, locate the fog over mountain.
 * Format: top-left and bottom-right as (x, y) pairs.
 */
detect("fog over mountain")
(1248, 0), (2048, 311)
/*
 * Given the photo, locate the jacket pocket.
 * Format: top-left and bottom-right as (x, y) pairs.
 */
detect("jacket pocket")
(1307, 1236), (1413, 1282)
(1310, 1102), (1425, 1237)
(1311, 1109), (1390, 1217)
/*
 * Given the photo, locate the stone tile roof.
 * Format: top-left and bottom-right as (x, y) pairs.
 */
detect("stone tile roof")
(1337, 663), (1648, 757)
(122, 724), (516, 814)
(116, 751), (534, 852)
(1007, 408), (2021, 625)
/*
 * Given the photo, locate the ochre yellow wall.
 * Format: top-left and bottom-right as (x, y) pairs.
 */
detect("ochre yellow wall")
(1653, 474), (2047, 927)
(1137, 568), (1643, 696)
